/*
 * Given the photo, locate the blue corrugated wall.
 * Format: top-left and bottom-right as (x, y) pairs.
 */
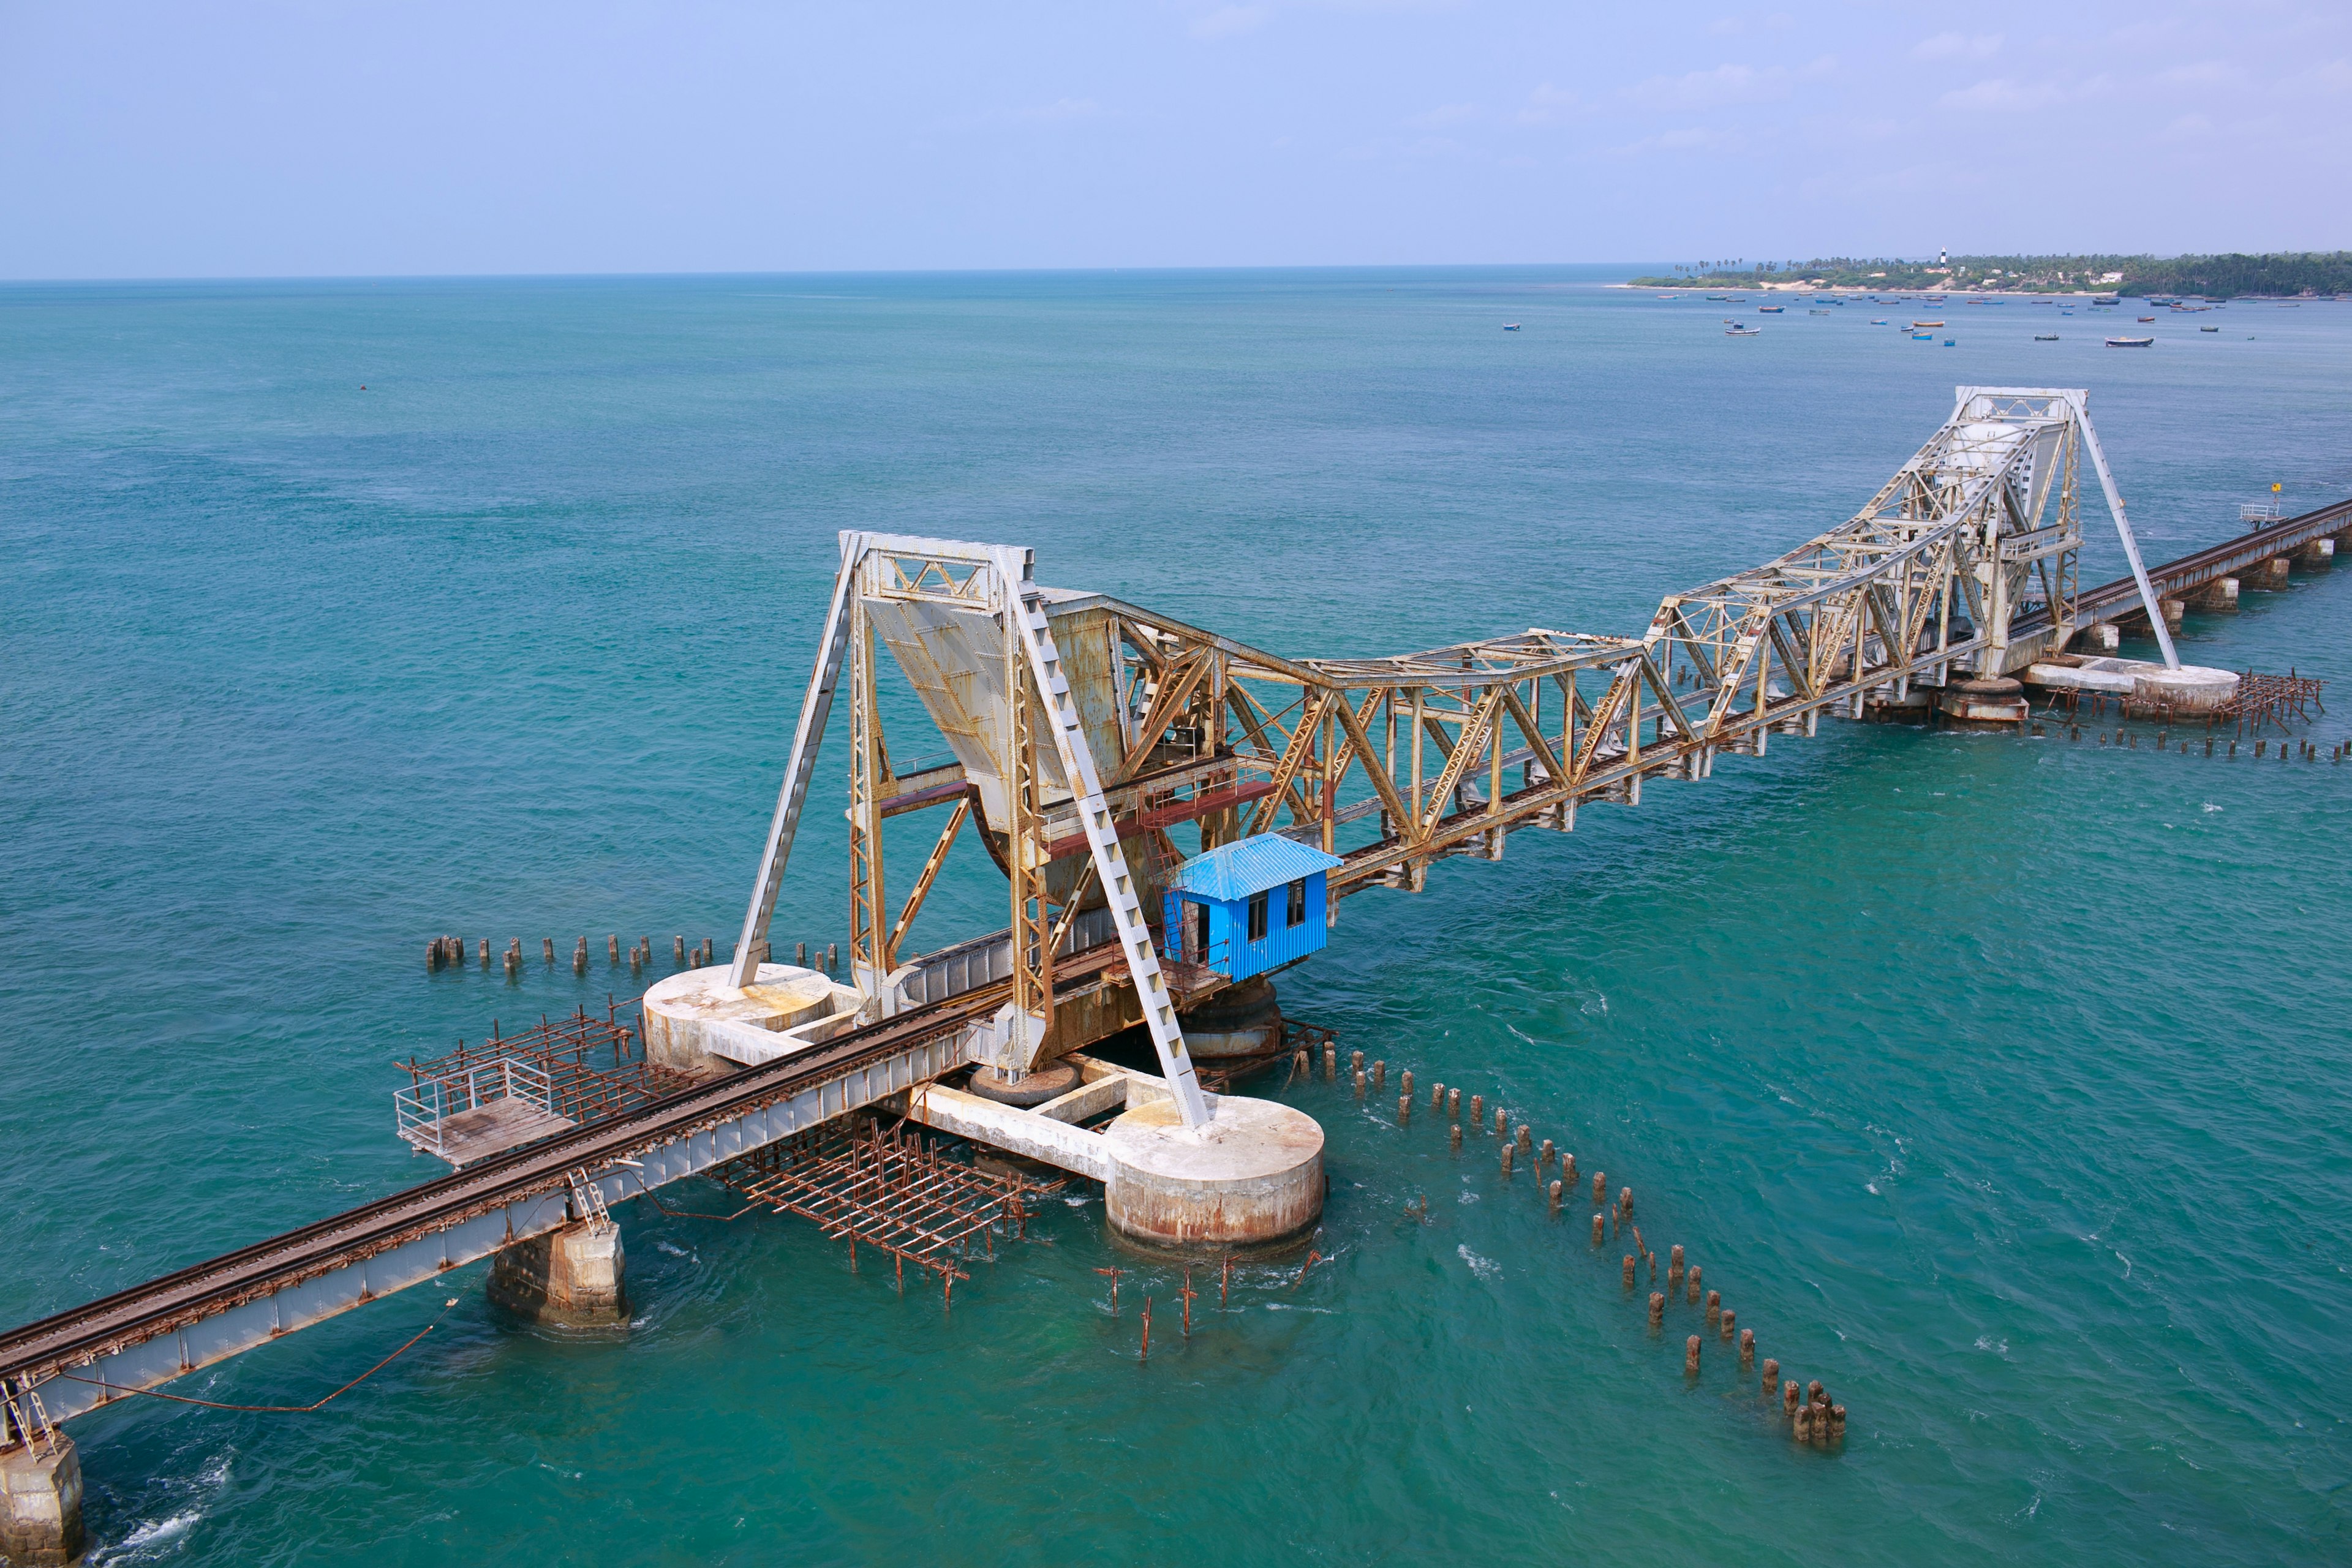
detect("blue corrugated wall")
(1161, 873), (1327, 981)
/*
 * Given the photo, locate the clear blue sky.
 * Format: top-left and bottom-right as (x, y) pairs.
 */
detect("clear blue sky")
(4, 1), (2347, 279)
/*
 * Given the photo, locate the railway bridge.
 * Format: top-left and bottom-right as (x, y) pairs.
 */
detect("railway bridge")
(6, 386), (2343, 1564)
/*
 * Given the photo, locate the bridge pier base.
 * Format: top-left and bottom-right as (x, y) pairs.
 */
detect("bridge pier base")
(1937, 677), (2030, 731)
(2294, 538), (2334, 570)
(1862, 687), (1934, 724)
(2248, 556), (2292, 591)
(2183, 576), (2239, 612)
(488, 1221), (627, 1327)
(1, 1438), (83, 1568)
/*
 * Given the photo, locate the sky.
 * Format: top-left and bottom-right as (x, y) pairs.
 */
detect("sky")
(3, 1), (2348, 279)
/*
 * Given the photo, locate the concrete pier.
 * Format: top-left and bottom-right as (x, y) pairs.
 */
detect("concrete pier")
(2294, 538), (2334, 570)
(1101, 1096), (1324, 1253)
(1936, 676), (2030, 730)
(640, 962), (861, 1077)
(0, 1440), (81, 1568)
(2247, 556), (2291, 590)
(2024, 656), (2238, 717)
(1175, 975), (1283, 1060)
(488, 1219), (627, 1326)
(2182, 576), (2239, 613)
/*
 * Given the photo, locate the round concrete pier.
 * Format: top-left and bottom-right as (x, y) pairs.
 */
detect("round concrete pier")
(641, 963), (859, 1077)
(1937, 676), (2030, 730)
(1101, 1094), (1324, 1252)
(1176, 974), (1283, 1060)
(2129, 663), (2237, 715)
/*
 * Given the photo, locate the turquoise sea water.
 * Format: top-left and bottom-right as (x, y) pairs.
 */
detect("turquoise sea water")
(5, 269), (2351, 1565)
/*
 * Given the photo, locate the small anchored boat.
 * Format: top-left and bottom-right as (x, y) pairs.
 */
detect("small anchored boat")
(2105, 335), (2155, 348)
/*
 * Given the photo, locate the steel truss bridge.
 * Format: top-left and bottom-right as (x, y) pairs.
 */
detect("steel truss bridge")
(4, 384), (2323, 1450)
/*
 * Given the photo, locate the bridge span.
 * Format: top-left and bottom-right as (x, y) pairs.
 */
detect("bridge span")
(5, 386), (2344, 1561)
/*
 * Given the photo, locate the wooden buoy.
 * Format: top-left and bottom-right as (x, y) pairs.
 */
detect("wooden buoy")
(1668, 1243), (1684, 1290)
(797, 941), (809, 965)
(1761, 1358), (1779, 1397)
(1618, 1185), (1633, 1218)
(1808, 1379), (1823, 1407)
(1592, 1213), (1604, 1245)
(1352, 1067), (1366, 1098)
(1548, 1179), (1562, 1213)
(1562, 1153), (1577, 1186)
(545, 937), (557, 963)
(1493, 1105), (1506, 1136)
(1622, 1255), (1636, 1289)
(1685, 1335), (1701, 1376)
(1649, 1291), (1664, 1328)
(1686, 1264), (1702, 1305)
(608, 935), (620, 962)
(1515, 1125), (1531, 1156)
(1793, 1403), (1812, 1439)
(426, 940), (442, 970)
(1447, 1087), (1460, 1118)
(1350, 1049), (1363, 1074)
(1538, 1138), (1554, 1167)
(1829, 1404), (1847, 1439)
(1705, 1289), (1721, 1324)
(827, 943), (837, 969)
(1323, 1042), (1336, 1079)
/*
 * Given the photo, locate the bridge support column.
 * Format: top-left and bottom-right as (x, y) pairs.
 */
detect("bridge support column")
(2294, 538), (2334, 570)
(1862, 687), (1933, 724)
(489, 1221), (627, 1327)
(1937, 677), (2029, 731)
(2074, 622), (2120, 654)
(1176, 976), (1283, 1060)
(2183, 577), (2239, 613)
(1, 1438), (83, 1568)
(2248, 556), (2291, 591)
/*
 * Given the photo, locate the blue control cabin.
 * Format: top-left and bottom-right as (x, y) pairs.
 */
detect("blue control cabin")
(1159, 835), (1343, 982)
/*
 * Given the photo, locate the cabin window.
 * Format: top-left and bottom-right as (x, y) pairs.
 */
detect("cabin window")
(1246, 892), (1268, 943)
(1286, 878), (1306, 927)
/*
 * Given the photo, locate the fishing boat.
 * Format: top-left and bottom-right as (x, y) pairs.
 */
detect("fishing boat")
(1758, 305), (1784, 314)
(1910, 331), (1934, 341)
(2200, 325), (2218, 332)
(1942, 338), (1956, 347)
(1808, 309), (1830, 315)
(2138, 316), (2156, 323)
(1869, 318), (1889, 325)
(2034, 333), (2059, 341)
(1911, 319), (1944, 328)
(1503, 323), (1521, 331)
(1725, 324), (1762, 336)
(2105, 335), (2155, 348)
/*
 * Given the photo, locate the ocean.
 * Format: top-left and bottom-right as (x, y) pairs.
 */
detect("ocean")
(4, 267), (2350, 1564)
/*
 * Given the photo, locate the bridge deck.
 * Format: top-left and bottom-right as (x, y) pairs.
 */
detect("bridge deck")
(0, 944), (1124, 1424)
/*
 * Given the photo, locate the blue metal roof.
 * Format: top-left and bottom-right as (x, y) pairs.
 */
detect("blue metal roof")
(1163, 835), (1343, 902)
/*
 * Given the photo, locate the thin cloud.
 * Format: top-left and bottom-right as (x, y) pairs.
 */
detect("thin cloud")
(1912, 32), (2002, 62)
(1625, 56), (1834, 110)
(1406, 102), (1481, 128)
(1515, 83), (1581, 126)
(1937, 75), (2104, 111)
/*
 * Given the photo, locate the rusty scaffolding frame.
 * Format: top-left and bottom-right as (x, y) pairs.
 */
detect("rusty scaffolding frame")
(707, 1115), (1063, 1298)
(395, 1003), (692, 1133)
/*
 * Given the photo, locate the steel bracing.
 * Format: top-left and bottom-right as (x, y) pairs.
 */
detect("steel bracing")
(731, 388), (2169, 1003)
